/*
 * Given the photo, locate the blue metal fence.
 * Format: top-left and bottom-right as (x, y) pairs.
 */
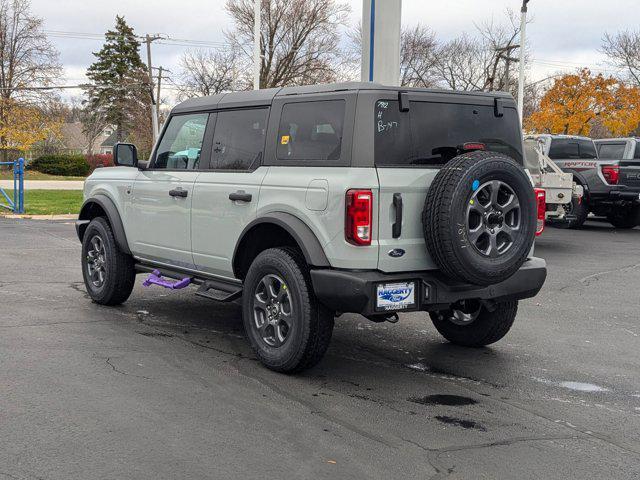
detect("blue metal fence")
(0, 157), (24, 214)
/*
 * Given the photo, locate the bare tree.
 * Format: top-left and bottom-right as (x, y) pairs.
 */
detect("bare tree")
(400, 25), (440, 88)
(226, 0), (350, 88)
(0, 0), (60, 159)
(176, 49), (243, 100)
(433, 35), (489, 91)
(602, 30), (640, 86)
(0, 0), (60, 104)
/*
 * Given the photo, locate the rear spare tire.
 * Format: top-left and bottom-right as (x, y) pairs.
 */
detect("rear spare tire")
(423, 151), (537, 286)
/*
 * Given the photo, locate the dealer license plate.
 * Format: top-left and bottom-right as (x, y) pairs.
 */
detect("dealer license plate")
(376, 282), (416, 311)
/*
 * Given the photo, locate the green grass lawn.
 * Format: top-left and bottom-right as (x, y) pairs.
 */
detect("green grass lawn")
(22, 190), (83, 215)
(0, 170), (86, 181)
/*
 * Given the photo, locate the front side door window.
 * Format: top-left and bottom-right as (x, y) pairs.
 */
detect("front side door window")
(154, 113), (209, 170)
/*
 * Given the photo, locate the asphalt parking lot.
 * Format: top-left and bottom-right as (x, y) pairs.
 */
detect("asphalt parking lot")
(1, 218), (639, 479)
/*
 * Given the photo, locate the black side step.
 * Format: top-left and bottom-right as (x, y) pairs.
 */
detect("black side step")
(195, 280), (243, 302)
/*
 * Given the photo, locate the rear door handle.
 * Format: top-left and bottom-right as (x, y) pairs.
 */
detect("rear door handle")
(169, 188), (188, 198)
(392, 193), (403, 238)
(229, 191), (252, 202)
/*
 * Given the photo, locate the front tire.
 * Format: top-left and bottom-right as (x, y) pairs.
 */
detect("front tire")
(242, 247), (334, 373)
(81, 217), (136, 305)
(430, 300), (518, 347)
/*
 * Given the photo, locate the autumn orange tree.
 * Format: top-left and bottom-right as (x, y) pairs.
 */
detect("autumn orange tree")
(0, 99), (61, 152)
(525, 68), (640, 137)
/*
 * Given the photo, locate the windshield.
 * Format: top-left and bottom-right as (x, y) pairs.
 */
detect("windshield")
(374, 100), (523, 167)
(548, 138), (597, 160)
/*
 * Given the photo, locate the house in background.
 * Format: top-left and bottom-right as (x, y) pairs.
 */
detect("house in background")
(28, 123), (114, 159)
(99, 131), (117, 155)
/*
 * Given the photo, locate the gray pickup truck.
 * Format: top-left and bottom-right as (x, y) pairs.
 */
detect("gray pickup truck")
(528, 134), (640, 229)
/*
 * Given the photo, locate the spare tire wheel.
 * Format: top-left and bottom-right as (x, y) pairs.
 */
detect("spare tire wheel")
(423, 151), (536, 286)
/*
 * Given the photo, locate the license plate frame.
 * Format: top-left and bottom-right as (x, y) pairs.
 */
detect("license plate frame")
(375, 281), (417, 312)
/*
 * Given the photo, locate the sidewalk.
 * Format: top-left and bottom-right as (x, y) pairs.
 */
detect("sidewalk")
(0, 180), (84, 190)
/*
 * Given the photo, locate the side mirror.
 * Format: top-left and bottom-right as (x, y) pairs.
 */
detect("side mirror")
(114, 143), (138, 167)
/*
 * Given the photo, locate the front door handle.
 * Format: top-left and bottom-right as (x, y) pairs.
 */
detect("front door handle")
(229, 191), (252, 202)
(169, 188), (188, 198)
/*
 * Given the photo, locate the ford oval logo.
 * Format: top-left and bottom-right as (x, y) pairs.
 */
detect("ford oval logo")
(388, 248), (405, 258)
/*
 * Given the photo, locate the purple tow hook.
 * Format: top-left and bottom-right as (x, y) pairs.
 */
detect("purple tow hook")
(142, 270), (191, 289)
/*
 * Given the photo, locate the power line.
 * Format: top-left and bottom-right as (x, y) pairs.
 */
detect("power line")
(44, 29), (231, 49)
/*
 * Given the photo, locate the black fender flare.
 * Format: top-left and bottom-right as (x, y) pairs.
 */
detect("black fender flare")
(77, 194), (131, 255)
(233, 212), (330, 273)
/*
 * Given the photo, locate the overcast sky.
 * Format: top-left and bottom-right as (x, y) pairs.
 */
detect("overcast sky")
(30, 0), (639, 102)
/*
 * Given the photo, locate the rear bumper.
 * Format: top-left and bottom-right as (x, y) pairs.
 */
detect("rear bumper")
(591, 188), (640, 204)
(310, 257), (547, 316)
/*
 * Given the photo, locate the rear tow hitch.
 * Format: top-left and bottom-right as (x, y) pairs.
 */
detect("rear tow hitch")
(142, 269), (192, 290)
(366, 312), (399, 324)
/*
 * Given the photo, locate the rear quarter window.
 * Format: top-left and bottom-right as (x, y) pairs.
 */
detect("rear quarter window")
(276, 100), (345, 163)
(598, 143), (626, 160)
(374, 100), (523, 167)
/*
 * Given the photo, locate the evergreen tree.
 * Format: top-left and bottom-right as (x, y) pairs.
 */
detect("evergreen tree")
(85, 16), (150, 143)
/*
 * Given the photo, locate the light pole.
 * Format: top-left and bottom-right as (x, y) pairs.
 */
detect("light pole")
(253, 0), (261, 90)
(517, 0), (529, 126)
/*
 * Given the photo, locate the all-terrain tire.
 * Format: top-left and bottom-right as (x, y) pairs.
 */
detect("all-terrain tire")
(430, 301), (518, 347)
(423, 151), (537, 286)
(607, 206), (640, 229)
(242, 247), (334, 373)
(81, 217), (136, 305)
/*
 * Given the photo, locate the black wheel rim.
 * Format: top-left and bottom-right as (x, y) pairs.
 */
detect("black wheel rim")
(440, 300), (482, 326)
(466, 180), (521, 258)
(252, 274), (293, 348)
(86, 235), (107, 288)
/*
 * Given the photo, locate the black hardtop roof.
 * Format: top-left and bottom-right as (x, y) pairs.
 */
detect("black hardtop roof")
(172, 82), (514, 113)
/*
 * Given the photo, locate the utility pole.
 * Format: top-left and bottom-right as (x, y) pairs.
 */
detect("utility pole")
(253, 0), (261, 90)
(144, 34), (163, 140)
(517, 0), (530, 125)
(156, 66), (163, 131)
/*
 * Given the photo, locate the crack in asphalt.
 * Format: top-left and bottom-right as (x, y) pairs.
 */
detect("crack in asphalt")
(231, 358), (395, 449)
(558, 262), (640, 292)
(400, 433), (582, 480)
(105, 357), (151, 380)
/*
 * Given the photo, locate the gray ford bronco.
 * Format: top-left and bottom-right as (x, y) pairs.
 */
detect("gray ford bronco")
(76, 82), (547, 372)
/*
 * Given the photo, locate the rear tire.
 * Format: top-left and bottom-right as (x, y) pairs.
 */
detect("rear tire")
(430, 300), (518, 347)
(607, 206), (640, 229)
(242, 247), (334, 373)
(81, 217), (135, 305)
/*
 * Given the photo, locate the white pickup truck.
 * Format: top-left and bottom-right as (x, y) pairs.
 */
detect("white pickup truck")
(524, 139), (583, 227)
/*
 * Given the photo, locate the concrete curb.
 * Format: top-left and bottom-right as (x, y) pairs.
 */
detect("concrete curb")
(1, 213), (77, 220)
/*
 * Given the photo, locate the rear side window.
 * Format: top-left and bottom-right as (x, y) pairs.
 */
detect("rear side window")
(548, 139), (597, 160)
(374, 100), (523, 167)
(598, 143), (626, 159)
(634, 141), (640, 159)
(277, 100), (345, 162)
(211, 108), (268, 170)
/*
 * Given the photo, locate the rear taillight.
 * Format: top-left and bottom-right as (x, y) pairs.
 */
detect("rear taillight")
(601, 165), (620, 185)
(345, 189), (372, 246)
(534, 188), (546, 236)
(461, 142), (486, 152)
